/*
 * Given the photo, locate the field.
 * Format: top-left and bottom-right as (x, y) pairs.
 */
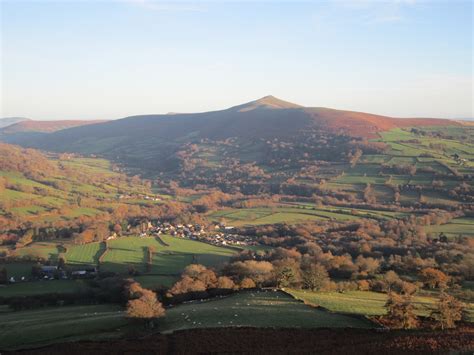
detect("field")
(0, 235), (236, 297)
(208, 206), (362, 226)
(14, 241), (61, 261)
(0, 304), (127, 350)
(323, 126), (474, 206)
(0, 290), (375, 350)
(288, 290), (474, 321)
(157, 290), (374, 332)
(0, 153), (162, 225)
(207, 203), (411, 226)
(0, 262), (35, 279)
(101, 235), (236, 276)
(65, 242), (105, 266)
(0, 280), (86, 297)
(426, 217), (474, 239)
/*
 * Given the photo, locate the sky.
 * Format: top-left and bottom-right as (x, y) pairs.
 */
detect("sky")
(0, 0), (472, 120)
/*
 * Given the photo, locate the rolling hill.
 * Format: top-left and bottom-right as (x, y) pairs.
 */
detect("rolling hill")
(1, 119), (106, 134)
(0, 119), (107, 145)
(0, 117), (31, 129)
(4, 96), (459, 146)
(0, 96), (463, 191)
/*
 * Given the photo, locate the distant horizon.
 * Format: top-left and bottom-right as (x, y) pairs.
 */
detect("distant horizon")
(1, 94), (473, 122)
(1, 1), (472, 120)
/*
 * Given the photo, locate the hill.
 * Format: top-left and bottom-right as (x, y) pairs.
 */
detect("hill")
(0, 143), (167, 244)
(2, 96), (460, 178)
(1, 119), (106, 134)
(0, 119), (107, 145)
(0, 117), (30, 129)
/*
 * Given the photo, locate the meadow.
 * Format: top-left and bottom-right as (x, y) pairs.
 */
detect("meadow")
(0, 304), (127, 350)
(288, 290), (474, 321)
(208, 206), (361, 226)
(158, 290), (374, 333)
(0, 290), (375, 350)
(101, 235), (236, 275)
(207, 203), (409, 226)
(0, 235), (237, 296)
(426, 217), (474, 239)
(0, 279), (86, 297)
(325, 126), (474, 207)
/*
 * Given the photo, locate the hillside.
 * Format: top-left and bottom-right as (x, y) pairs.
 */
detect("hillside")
(0, 143), (167, 243)
(2, 96), (461, 177)
(1, 120), (106, 134)
(0, 119), (107, 145)
(0, 117), (30, 129)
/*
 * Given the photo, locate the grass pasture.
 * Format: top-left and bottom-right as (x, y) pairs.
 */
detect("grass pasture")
(100, 235), (236, 275)
(65, 242), (105, 266)
(0, 280), (86, 297)
(0, 304), (127, 350)
(288, 290), (474, 321)
(14, 242), (61, 262)
(0, 263), (34, 279)
(208, 204), (406, 226)
(158, 290), (374, 333)
(426, 217), (474, 239)
(208, 206), (362, 226)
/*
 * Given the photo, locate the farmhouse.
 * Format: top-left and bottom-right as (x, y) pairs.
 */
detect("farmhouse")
(40, 266), (57, 277)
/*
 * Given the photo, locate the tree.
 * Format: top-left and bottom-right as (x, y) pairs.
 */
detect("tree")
(420, 268), (449, 289)
(383, 270), (402, 293)
(240, 277), (256, 289)
(183, 264), (207, 278)
(217, 276), (235, 289)
(275, 266), (298, 288)
(126, 288), (165, 327)
(302, 263), (329, 291)
(225, 260), (274, 286)
(169, 276), (207, 295)
(384, 292), (418, 329)
(430, 293), (464, 329)
(274, 258), (301, 288)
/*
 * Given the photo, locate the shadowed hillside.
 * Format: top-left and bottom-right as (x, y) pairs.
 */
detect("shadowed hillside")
(1, 119), (106, 134)
(0, 117), (30, 129)
(5, 96), (458, 146)
(1, 96), (462, 182)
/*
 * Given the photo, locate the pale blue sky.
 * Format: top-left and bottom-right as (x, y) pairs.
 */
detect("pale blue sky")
(1, 0), (472, 120)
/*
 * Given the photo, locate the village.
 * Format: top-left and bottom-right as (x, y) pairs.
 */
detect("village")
(118, 220), (259, 249)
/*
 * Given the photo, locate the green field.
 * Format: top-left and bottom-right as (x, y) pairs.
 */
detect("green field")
(0, 153), (163, 225)
(0, 263), (34, 279)
(207, 203), (412, 226)
(0, 290), (376, 350)
(14, 242), (61, 261)
(288, 290), (474, 321)
(0, 235), (236, 297)
(65, 242), (105, 266)
(100, 235), (236, 276)
(0, 304), (127, 350)
(157, 290), (374, 333)
(426, 217), (474, 239)
(0, 280), (86, 297)
(208, 206), (363, 226)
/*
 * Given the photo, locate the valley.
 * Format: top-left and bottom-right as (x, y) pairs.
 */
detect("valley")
(0, 98), (473, 352)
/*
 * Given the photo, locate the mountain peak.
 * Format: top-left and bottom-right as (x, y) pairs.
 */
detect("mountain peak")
(231, 95), (303, 112)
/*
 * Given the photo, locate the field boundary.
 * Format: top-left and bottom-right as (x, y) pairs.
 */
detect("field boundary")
(280, 288), (379, 328)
